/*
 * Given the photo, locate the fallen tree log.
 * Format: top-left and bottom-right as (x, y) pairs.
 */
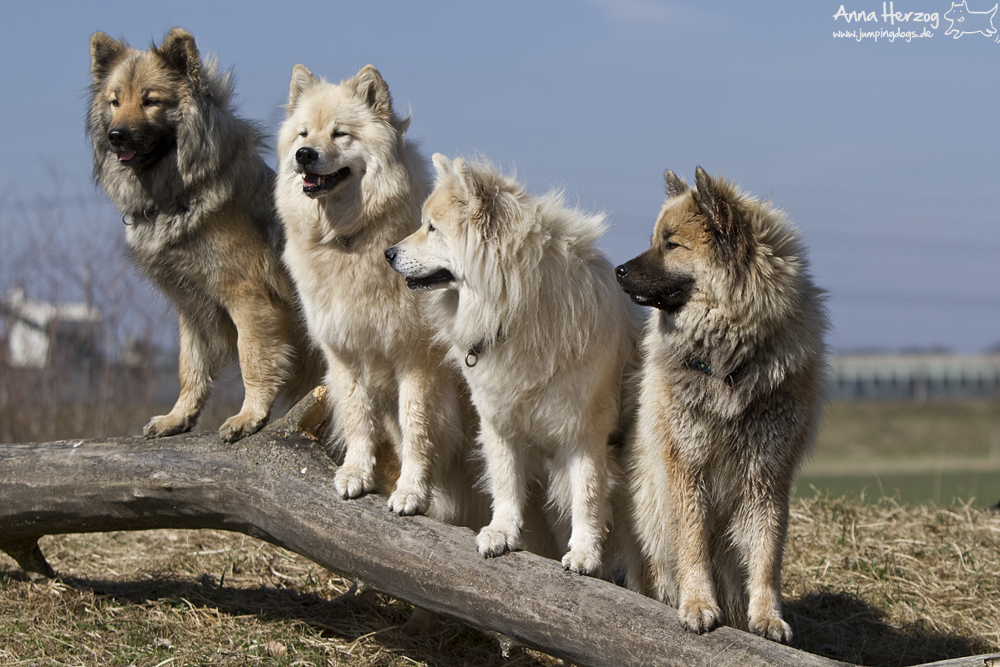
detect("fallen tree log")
(0, 388), (996, 667)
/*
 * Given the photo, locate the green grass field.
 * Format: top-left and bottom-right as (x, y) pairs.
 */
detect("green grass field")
(797, 399), (1000, 505)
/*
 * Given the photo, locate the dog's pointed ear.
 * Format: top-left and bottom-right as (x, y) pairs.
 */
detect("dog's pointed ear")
(456, 159), (519, 242)
(693, 166), (733, 235)
(432, 153), (455, 180)
(453, 157), (474, 197)
(664, 170), (689, 199)
(288, 64), (318, 110)
(349, 65), (393, 122)
(157, 28), (202, 86)
(693, 167), (750, 262)
(90, 32), (128, 82)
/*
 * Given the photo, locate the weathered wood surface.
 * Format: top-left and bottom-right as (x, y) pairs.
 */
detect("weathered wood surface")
(0, 389), (997, 667)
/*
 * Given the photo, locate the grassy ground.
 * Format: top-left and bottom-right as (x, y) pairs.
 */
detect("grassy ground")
(3, 400), (1000, 665)
(0, 530), (559, 667)
(1, 494), (998, 667)
(798, 399), (1000, 505)
(816, 400), (1000, 460)
(783, 495), (1000, 665)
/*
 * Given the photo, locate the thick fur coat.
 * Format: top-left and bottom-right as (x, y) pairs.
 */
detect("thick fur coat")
(275, 66), (482, 524)
(88, 28), (320, 441)
(616, 167), (828, 641)
(386, 155), (640, 574)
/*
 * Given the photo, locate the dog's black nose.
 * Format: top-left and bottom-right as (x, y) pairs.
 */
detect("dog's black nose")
(295, 147), (318, 166)
(107, 128), (130, 147)
(384, 246), (398, 264)
(615, 264), (630, 280)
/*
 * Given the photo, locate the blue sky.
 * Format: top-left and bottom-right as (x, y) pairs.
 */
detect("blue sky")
(1, 0), (998, 352)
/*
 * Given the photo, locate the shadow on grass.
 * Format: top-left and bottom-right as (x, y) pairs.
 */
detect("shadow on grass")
(4, 567), (989, 667)
(786, 590), (983, 667)
(32, 571), (550, 667)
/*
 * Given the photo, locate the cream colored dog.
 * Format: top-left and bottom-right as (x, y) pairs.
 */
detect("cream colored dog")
(276, 65), (477, 524)
(386, 155), (640, 574)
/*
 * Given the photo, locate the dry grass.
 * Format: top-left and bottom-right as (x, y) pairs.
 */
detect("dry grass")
(1, 494), (998, 666)
(784, 493), (1000, 666)
(0, 530), (558, 667)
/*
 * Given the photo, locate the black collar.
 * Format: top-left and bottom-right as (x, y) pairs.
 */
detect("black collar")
(122, 207), (159, 226)
(465, 325), (505, 368)
(687, 356), (748, 387)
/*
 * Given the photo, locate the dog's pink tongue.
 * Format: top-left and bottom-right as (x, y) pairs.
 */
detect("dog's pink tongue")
(118, 151), (136, 162)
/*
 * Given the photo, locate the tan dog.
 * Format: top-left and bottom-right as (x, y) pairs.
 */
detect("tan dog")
(87, 28), (321, 441)
(386, 155), (640, 574)
(275, 66), (481, 524)
(616, 168), (828, 641)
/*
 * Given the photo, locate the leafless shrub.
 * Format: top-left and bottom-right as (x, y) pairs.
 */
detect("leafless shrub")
(0, 184), (237, 443)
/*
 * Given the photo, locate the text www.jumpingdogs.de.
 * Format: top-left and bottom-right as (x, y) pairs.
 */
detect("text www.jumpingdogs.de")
(833, 26), (934, 41)
(832, 1), (938, 41)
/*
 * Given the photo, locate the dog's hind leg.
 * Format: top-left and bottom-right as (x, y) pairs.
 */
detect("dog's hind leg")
(625, 411), (679, 603)
(143, 313), (215, 438)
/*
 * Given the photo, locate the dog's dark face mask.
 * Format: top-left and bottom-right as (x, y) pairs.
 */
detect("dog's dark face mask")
(91, 32), (191, 173)
(615, 247), (695, 313)
(616, 167), (757, 314)
(104, 115), (178, 172)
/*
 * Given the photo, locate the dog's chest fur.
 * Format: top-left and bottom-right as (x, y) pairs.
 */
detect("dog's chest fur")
(642, 319), (817, 504)
(285, 224), (420, 361)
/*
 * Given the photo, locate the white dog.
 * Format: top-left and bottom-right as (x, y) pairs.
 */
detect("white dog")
(386, 154), (640, 574)
(275, 66), (479, 524)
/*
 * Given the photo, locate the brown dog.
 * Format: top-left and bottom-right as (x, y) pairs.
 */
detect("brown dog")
(616, 168), (828, 642)
(87, 28), (321, 441)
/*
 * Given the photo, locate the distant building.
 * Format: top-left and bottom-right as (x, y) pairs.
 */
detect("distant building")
(829, 353), (1000, 400)
(0, 287), (101, 368)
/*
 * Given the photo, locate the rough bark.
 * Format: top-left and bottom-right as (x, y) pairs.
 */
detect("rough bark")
(0, 388), (997, 667)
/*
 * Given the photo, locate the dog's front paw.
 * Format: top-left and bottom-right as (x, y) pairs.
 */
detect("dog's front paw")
(143, 413), (195, 438)
(218, 411), (267, 443)
(561, 546), (603, 576)
(749, 614), (792, 643)
(334, 464), (376, 499)
(387, 486), (430, 516)
(678, 597), (723, 634)
(476, 524), (520, 558)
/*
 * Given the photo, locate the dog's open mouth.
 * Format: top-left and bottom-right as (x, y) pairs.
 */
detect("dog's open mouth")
(112, 138), (175, 171)
(624, 283), (693, 313)
(302, 167), (351, 196)
(405, 269), (455, 291)
(626, 291), (669, 309)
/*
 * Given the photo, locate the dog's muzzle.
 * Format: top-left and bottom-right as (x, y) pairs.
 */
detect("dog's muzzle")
(615, 263), (694, 312)
(384, 246), (455, 290)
